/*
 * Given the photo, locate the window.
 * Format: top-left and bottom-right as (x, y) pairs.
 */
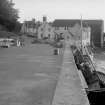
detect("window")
(41, 33), (43, 38)
(48, 28), (51, 32)
(55, 27), (59, 30)
(41, 28), (43, 31)
(48, 34), (50, 38)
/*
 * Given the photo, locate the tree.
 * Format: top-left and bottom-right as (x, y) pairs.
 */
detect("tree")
(0, 0), (20, 31)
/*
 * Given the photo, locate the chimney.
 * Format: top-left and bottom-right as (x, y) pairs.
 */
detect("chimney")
(43, 16), (47, 23)
(32, 18), (35, 23)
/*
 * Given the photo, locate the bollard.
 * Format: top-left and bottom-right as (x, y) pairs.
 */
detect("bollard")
(54, 48), (59, 55)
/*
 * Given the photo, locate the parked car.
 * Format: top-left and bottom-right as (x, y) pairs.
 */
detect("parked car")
(0, 38), (16, 48)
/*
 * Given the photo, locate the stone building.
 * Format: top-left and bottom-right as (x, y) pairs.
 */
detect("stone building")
(53, 19), (104, 47)
(37, 17), (54, 40)
(21, 19), (37, 36)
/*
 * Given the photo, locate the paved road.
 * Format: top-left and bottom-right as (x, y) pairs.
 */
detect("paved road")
(0, 44), (63, 105)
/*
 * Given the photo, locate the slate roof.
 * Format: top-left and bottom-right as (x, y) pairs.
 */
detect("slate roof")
(53, 19), (103, 28)
(53, 19), (80, 27)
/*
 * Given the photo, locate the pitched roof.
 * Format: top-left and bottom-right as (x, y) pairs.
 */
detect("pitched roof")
(24, 21), (36, 28)
(53, 19), (81, 27)
(52, 19), (103, 27)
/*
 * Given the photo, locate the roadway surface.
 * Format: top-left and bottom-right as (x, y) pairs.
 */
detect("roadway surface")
(0, 44), (63, 105)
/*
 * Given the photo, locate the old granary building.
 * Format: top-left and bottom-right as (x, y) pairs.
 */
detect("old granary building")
(53, 19), (104, 47)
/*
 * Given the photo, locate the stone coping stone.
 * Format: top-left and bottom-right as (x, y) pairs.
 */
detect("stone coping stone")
(52, 40), (90, 105)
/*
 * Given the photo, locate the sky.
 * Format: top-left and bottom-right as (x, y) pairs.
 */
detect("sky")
(13, 0), (105, 30)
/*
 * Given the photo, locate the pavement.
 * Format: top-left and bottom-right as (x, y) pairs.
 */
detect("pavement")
(0, 44), (63, 105)
(52, 40), (90, 105)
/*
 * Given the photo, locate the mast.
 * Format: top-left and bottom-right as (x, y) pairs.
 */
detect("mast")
(80, 15), (83, 51)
